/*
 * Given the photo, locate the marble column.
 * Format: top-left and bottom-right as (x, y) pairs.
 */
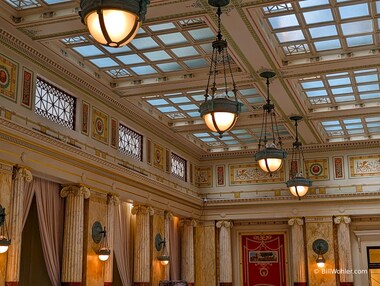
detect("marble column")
(60, 185), (90, 286)
(288, 218), (307, 286)
(6, 167), (32, 286)
(216, 220), (233, 286)
(164, 210), (173, 280)
(180, 218), (196, 286)
(334, 216), (354, 286)
(104, 194), (120, 286)
(132, 205), (154, 286)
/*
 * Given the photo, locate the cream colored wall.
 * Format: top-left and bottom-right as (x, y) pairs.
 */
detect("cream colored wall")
(83, 193), (108, 286)
(195, 223), (216, 286)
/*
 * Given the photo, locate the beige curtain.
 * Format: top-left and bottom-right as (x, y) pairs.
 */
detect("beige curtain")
(34, 177), (64, 286)
(114, 202), (133, 286)
(22, 181), (35, 230)
(170, 216), (180, 280)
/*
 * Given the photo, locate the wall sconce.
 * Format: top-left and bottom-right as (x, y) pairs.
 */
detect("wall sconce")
(0, 205), (11, 254)
(92, 221), (110, 261)
(155, 233), (169, 266)
(312, 239), (328, 268)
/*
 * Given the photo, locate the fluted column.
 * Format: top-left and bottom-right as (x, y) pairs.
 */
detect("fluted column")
(6, 167), (32, 286)
(334, 216), (354, 286)
(180, 218), (196, 286)
(132, 205), (154, 286)
(104, 194), (120, 286)
(164, 211), (173, 280)
(216, 220), (233, 286)
(288, 218), (307, 286)
(60, 185), (90, 286)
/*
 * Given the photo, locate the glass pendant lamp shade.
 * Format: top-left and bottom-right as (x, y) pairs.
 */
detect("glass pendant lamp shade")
(98, 247), (111, 261)
(0, 206), (10, 254)
(255, 71), (286, 174)
(199, 0), (242, 137)
(200, 98), (240, 134)
(80, 0), (149, 47)
(286, 116), (312, 199)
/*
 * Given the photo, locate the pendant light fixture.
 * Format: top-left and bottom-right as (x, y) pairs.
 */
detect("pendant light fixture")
(79, 0), (149, 48)
(286, 116), (312, 199)
(199, 0), (242, 138)
(255, 71), (286, 175)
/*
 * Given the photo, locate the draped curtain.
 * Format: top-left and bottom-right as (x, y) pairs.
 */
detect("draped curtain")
(21, 177), (64, 286)
(169, 216), (180, 280)
(114, 202), (133, 286)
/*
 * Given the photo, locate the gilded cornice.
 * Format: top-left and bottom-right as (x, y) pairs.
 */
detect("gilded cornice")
(0, 118), (201, 206)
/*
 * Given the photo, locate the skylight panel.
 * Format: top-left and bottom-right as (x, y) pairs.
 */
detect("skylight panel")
(200, 43), (213, 54)
(308, 25), (338, 39)
(116, 54), (145, 65)
(324, 126), (343, 131)
(157, 62), (183, 72)
(331, 87), (353, 95)
(247, 97), (265, 104)
(355, 74), (378, 83)
(148, 22), (176, 32)
(184, 59), (208, 69)
(263, 3), (293, 14)
(187, 112), (200, 117)
(103, 45), (131, 54)
(168, 97), (190, 104)
(5, 0), (40, 9)
(268, 14), (299, 29)
(171, 46), (199, 57)
(130, 65), (157, 75)
(299, 0), (329, 8)
(147, 99), (168, 106)
(366, 116), (380, 122)
(305, 90), (328, 97)
(143, 51), (172, 61)
(178, 104), (198, 111)
(303, 9), (333, 24)
(301, 81), (324, 89)
(322, 120), (340, 126)
(314, 39), (341, 51)
(345, 124), (363, 129)
(357, 84), (379, 92)
(43, 0), (71, 3)
(335, 96), (355, 102)
(346, 35), (373, 47)
(239, 88), (258, 96)
(327, 78), (351, 86)
(276, 30), (305, 43)
(360, 93), (380, 100)
(340, 20), (373, 36)
(73, 45), (104, 57)
(354, 69), (377, 74)
(106, 68), (130, 78)
(188, 28), (215, 41)
(131, 37), (159, 50)
(339, 3), (369, 19)
(89, 58), (118, 68)
(158, 33), (188, 45)
(61, 36), (88, 45)
(343, 118), (361, 124)
(193, 133), (209, 137)
(157, 106), (178, 113)
(377, 1), (380, 14)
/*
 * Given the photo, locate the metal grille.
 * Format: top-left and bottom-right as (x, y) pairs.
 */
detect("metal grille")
(35, 77), (76, 130)
(119, 124), (143, 161)
(171, 153), (187, 182)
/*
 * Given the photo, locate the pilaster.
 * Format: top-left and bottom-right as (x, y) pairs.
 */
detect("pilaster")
(288, 217), (307, 286)
(216, 220), (233, 286)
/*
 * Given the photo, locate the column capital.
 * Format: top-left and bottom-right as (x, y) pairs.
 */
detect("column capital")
(107, 194), (120, 206)
(179, 218), (197, 227)
(164, 210), (173, 220)
(216, 220), (233, 229)
(13, 166), (33, 183)
(60, 184), (90, 199)
(288, 217), (304, 226)
(131, 205), (154, 216)
(334, 216), (351, 225)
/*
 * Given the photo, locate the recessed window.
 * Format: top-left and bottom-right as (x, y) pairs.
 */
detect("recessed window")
(119, 124), (143, 161)
(35, 77), (76, 130)
(171, 153), (187, 181)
